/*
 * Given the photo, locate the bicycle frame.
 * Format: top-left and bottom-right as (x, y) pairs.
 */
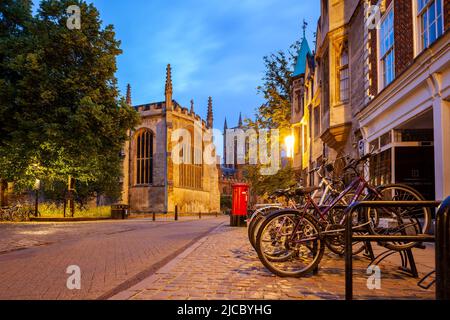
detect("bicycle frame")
(312, 173), (339, 207)
(288, 173), (382, 245)
(249, 168), (341, 225)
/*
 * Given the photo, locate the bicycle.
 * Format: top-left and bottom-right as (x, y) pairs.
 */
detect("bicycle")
(248, 158), (356, 253)
(254, 153), (431, 277)
(0, 203), (32, 222)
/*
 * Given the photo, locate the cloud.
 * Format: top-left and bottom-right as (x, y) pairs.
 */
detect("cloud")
(150, 16), (223, 92)
(31, 0), (320, 153)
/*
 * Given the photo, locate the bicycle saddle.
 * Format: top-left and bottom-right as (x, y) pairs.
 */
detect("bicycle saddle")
(270, 188), (291, 198)
(292, 186), (321, 195)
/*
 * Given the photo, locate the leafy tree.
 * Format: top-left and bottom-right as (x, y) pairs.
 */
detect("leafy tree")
(252, 41), (300, 134)
(244, 163), (297, 201)
(0, 0), (35, 185)
(220, 195), (232, 213)
(244, 40), (300, 199)
(0, 0), (139, 203)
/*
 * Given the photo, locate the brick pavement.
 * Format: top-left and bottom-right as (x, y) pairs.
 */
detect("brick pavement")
(120, 223), (436, 300)
(0, 216), (225, 300)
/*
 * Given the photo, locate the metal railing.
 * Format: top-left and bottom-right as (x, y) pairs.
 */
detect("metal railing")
(436, 197), (450, 300)
(344, 198), (450, 300)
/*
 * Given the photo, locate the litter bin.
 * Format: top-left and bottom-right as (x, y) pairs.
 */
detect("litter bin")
(111, 204), (129, 220)
(231, 183), (249, 227)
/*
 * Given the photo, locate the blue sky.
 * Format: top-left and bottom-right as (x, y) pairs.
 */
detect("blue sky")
(32, 0), (319, 146)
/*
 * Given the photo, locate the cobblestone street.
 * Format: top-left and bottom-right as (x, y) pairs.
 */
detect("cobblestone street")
(115, 223), (436, 300)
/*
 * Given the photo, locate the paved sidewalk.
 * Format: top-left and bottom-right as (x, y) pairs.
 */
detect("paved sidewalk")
(119, 224), (435, 300)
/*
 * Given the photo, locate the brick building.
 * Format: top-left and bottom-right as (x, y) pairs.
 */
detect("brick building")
(121, 65), (220, 214)
(292, 0), (449, 200)
(360, 0), (449, 200)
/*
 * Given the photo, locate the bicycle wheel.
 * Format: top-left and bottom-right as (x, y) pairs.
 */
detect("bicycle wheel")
(366, 184), (431, 251)
(323, 215), (367, 256)
(248, 206), (282, 249)
(255, 210), (324, 277)
(324, 192), (367, 256)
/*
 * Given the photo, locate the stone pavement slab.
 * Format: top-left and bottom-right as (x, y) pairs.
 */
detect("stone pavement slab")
(123, 224), (435, 300)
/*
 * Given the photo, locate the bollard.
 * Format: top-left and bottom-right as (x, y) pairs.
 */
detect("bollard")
(153, 212), (156, 221)
(199, 211), (202, 219)
(175, 205), (178, 221)
(436, 196), (450, 300)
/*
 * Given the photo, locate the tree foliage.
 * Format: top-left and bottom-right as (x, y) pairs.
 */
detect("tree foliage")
(252, 41), (300, 134)
(243, 41), (300, 198)
(0, 0), (139, 202)
(244, 163), (297, 200)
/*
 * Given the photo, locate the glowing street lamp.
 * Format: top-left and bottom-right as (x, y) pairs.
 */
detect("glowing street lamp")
(34, 179), (41, 191)
(285, 135), (295, 159)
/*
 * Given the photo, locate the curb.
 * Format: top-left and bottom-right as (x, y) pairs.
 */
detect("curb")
(29, 217), (112, 222)
(108, 222), (226, 300)
(28, 214), (226, 223)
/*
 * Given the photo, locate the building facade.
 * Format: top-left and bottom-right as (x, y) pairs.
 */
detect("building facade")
(292, 0), (449, 200)
(219, 115), (248, 207)
(122, 65), (220, 214)
(359, 0), (449, 201)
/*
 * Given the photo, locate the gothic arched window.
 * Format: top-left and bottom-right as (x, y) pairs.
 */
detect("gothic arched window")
(135, 130), (153, 185)
(179, 127), (203, 190)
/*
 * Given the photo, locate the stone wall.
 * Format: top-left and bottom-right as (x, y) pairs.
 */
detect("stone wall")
(123, 107), (167, 213)
(123, 100), (220, 215)
(168, 110), (220, 214)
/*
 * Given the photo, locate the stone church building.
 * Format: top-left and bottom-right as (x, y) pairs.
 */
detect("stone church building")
(121, 65), (220, 214)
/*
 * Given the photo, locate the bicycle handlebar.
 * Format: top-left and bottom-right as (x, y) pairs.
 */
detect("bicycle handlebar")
(343, 153), (372, 172)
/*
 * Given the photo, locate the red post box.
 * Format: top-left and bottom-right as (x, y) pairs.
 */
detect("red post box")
(231, 183), (249, 227)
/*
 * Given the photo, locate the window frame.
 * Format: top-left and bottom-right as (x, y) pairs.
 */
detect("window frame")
(337, 43), (349, 103)
(417, 0), (444, 51)
(313, 106), (321, 139)
(295, 88), (305, 117)
(322, 51), (330, 116)
(135, 129), (154, 186)
(377, 4), (395, 91)
(179, 127), (203, 190)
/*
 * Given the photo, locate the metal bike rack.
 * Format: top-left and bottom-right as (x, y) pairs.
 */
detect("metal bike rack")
(344, 198), (450, 300)
(436, 197), (450, 300)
